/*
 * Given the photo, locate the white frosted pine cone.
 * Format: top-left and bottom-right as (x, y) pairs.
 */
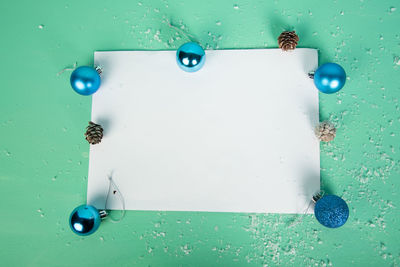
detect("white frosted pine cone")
(315, 121), (336, 142)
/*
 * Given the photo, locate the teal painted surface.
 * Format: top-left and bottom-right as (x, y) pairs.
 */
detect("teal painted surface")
(0, 0), (399, 266)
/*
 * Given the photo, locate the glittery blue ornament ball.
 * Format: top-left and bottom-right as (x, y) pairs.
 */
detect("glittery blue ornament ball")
(314, 63), (346, 94)
(69, 205), (101, 235)
(176, 42), (206, 72)
(314, 195), (349, 228)
(70, 66), (101, 95)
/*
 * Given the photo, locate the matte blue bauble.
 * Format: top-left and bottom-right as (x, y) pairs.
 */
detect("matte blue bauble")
(70, 66), (101, 95)
(314, 63), (346, 94)
(69, 205), (101, 235)
(176, 42), (205, 72)
(314, 195), (349, 228)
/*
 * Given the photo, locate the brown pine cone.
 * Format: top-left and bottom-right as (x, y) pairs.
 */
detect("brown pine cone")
(85, 121), (103, 145)
(278, 31), (299, 51)
(315, 121), (336, 142)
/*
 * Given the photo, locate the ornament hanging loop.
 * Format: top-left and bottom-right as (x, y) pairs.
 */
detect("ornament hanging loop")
(104, 173), (126, 223)
(57, 62), (77, 76)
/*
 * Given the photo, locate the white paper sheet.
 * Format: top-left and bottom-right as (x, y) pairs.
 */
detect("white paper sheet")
(88, 48), (320, 214)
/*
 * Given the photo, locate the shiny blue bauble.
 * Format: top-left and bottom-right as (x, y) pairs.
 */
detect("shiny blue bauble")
(69, 205), (102, 235)
(70, 66), (101, 95)
(314, 195), (349, 228)
(176, 42), (206, 72)
(314, 63), (346, 94)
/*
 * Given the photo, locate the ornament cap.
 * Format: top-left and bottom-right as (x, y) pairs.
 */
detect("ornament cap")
(95, 66), (103, 76)
(99, 209), (108, 219)
(312, 191), (324, 203)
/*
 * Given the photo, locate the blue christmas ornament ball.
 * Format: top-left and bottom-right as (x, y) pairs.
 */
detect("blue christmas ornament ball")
(314, 63), (346, 94)
(314, 195), (349, 228)
(69, 205), (102, 235)
(176, 42), (206, 72)
(70, 66), (101, 95)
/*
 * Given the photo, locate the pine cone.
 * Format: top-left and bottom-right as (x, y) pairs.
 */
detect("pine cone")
(278, 31), (299, 51)
(315, 121), (336, 142)
(85, 121), (103, 145)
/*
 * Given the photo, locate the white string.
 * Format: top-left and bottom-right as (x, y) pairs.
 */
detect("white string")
(104, 174), (126, 223)
(163, 18), (194, 43)
(288, 190), (325, 228)
(57, 62), (77, 76)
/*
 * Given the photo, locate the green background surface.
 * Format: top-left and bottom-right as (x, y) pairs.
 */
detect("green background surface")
(0, 0), (399, 266)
